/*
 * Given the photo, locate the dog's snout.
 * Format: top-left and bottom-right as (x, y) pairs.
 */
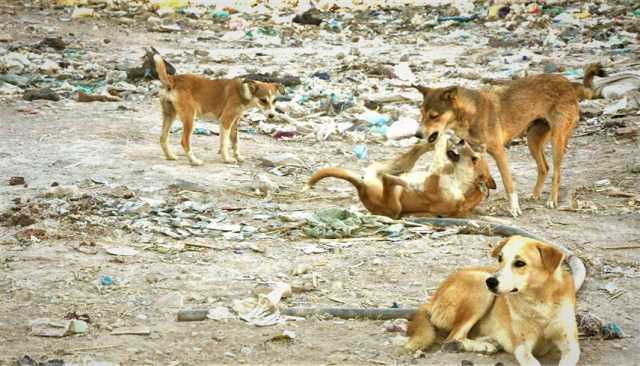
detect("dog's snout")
(267, 113), (276, 119)
(458, 139), (465, 146)
(414, 130), (424, 139)
(486, 277), (499, 291)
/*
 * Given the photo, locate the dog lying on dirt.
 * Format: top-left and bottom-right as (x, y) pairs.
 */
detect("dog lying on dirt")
(154, 55), (285, 165)
(304, 130), (496, 219)
(413, 63), (605, 217)
(405, 235), (580, 366)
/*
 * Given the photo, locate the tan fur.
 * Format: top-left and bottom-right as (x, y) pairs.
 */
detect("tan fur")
(305, 130), (496, 219)
(406, 236), (580, 366)
(154, 54), (285, 165)
(413, 63), (604, 217)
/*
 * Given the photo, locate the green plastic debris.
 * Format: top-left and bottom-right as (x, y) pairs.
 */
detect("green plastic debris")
(543, 7), (564, 17)
(633, 8), (640, 17)
(212, 10), (229, 18)
(303, 208), (402, 239)
(69, 319), (88, 334)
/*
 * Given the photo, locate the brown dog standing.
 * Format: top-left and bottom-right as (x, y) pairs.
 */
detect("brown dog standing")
(413, 63), (604, 216)
(154, 55), (284, 165)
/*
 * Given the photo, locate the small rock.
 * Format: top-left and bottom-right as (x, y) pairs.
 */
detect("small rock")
(461, 361), (474, 366)
(40, 37), (66, 50)
(336, 52), (345, 60)
(0, 34), (14, 43)
(24, 88), (60, 102)
(615, 127), (638, 138)
(9, 176), (25, 186)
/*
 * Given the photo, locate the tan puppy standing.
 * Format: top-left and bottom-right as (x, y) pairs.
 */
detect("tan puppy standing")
(154, 55), (284, 165)
(406, 236), (581, 366)
(413, 63), (604, 217)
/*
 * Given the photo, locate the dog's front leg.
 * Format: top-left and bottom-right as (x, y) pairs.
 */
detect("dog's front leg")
(514, 343), (541, 366)
(219, 113), (237, 164)
(230, 118), (244, 162)
(491, 146), (522, 217)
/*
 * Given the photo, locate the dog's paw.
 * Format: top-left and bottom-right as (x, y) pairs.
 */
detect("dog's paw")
(443, 340), (464, 353)
(189, 158), (204, 166)
(546, 199), (557, 209)
(234, 154), (245, 163)
(222, 158), (238, 165)
(165, 154), (178, 161)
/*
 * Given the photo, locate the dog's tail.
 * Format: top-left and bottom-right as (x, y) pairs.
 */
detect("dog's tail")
(572, 62), (605, 100)
(304, 167), (364, 192)
(405, 303), (436, 352)
(154, 54), (175, 89)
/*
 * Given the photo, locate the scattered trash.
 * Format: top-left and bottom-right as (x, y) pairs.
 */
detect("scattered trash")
(303, 208), (397, 239)
(352, 144), (368, 160)
(16, 228), (48, 242)
(15, 355), (64, 366)
(30, 318), (84, 337)
(106, 246), (138, 256)
(111, 325), (151, 336)
(100, 275), (113, 286)
(601, 322), (625, 339)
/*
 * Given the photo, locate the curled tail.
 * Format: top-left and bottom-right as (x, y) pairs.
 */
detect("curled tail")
(405, 303), (436, 352)
(153, 54), (175, 89)
(573, 62), (605, 100)
(304, 167), (364, 192)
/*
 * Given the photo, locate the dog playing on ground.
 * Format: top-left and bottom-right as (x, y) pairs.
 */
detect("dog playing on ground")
(413, 63), (605, 217)
(405, 235), (580, 366)
(304, 130), (496, 219)
(154, 55), (285, 165)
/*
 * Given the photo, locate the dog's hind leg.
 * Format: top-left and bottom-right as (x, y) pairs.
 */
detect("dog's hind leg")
(526, 120), (551, 200)
(178, 107), (202, 166)
(489, 145), (521, 217)
(547, 108), (578, 208)
(160, 100), (178, 161)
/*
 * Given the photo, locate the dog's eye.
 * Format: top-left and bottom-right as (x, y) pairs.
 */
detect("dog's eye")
(514, 260), (526, 268)
(429, 112), (439, 119)
(260, 98), (268, 104)
(498, 254), (503, 263)
(471, 156), (478, 163)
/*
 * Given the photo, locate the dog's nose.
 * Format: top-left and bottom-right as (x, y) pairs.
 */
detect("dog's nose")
(486, 277), (499, 291)
(267, 113), (275, 119)
(414, 130), (424, 139)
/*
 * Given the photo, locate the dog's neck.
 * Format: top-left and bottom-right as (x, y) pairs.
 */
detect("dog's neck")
(504, 271), (563, 324)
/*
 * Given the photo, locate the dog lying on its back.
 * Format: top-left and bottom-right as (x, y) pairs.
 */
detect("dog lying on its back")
(154, 55), (284, 165)
(413, 63), (604, 217)
(305, 130), (496, 219)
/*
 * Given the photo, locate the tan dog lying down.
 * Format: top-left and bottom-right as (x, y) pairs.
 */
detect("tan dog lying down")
(406, 236), (581, 366)
(305, 130), (496, 219)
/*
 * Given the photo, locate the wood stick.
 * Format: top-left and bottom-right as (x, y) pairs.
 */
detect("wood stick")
(177, 307), (417, 322)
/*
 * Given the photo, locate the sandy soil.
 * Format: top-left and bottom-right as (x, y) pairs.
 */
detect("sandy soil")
(1, 2), (639, 366)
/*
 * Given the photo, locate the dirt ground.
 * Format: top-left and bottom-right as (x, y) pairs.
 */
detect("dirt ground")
(1, 2), (640, 366)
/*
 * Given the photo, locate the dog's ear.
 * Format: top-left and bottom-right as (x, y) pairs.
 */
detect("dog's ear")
(241, 79), (257, 100)
(441, 86), (458, 102)
(491, 237), (510, 258)
(276, 83), (286, 95)
(537, 243), (564, 274)
(412, 85), (430, 96)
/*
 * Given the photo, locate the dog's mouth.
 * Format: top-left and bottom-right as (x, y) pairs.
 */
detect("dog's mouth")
(510, 288), (519, 293)
(446, 150), (460, 162)
(428, 132), (439, 143)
